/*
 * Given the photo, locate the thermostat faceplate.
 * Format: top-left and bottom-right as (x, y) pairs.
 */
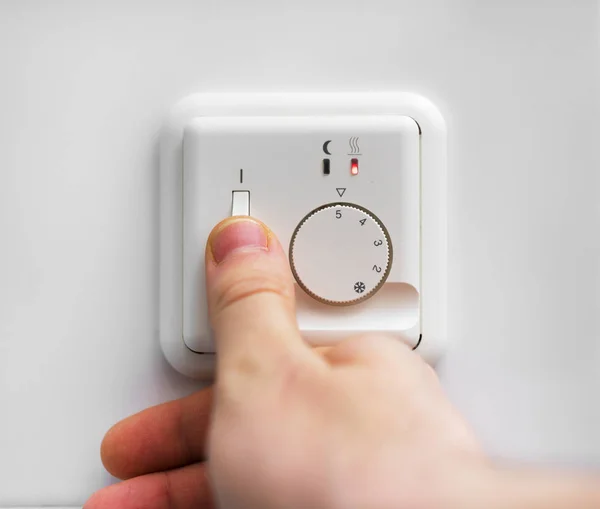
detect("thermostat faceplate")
(160, 93), (447, 379)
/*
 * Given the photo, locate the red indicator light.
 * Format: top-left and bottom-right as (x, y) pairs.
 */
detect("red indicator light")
(351, 158), (359, 176)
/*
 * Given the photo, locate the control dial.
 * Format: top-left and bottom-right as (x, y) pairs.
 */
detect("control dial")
(290, 203), (392, 305)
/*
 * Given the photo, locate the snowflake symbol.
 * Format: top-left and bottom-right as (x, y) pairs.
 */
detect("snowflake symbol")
(354, 281), (366, 294)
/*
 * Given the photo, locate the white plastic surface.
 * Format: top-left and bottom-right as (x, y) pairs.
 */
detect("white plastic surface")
(290, 203), (393, 305)
(231, 190), (250, 216)
(161, 94), (447, 378)
(183, 115), (420, 352)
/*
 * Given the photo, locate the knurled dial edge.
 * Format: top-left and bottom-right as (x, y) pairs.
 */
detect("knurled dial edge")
(289, 202), (393, 306)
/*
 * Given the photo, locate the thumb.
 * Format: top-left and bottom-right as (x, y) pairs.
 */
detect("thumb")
(205, 217), (314, 384)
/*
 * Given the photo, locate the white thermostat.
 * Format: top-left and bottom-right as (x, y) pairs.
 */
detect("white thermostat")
(160, 93), (447, 379)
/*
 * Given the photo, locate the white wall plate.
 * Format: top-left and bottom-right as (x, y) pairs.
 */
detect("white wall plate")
(160, 93), (447, 379)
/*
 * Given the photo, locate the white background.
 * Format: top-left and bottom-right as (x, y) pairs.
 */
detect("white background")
(0, 0), (599, 507)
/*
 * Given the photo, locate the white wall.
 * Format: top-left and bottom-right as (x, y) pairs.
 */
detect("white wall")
(0, 0), (599, 506)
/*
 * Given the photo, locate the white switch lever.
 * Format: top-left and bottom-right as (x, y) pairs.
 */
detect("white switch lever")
(231, 191), (250, 216)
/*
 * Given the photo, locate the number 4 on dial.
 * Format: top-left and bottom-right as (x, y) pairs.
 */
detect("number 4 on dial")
(359, 218), (366, 226)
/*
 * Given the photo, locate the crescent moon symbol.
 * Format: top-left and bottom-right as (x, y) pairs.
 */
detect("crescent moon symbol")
(323, 140), (332, 155)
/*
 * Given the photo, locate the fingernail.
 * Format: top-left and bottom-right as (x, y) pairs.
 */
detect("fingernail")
(209, 218), (269, 264)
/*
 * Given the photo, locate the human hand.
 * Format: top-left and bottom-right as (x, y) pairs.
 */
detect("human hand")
(85, 217), (600, 509)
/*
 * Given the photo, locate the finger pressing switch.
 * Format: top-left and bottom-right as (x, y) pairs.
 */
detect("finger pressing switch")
(231, 190), (250, 216)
